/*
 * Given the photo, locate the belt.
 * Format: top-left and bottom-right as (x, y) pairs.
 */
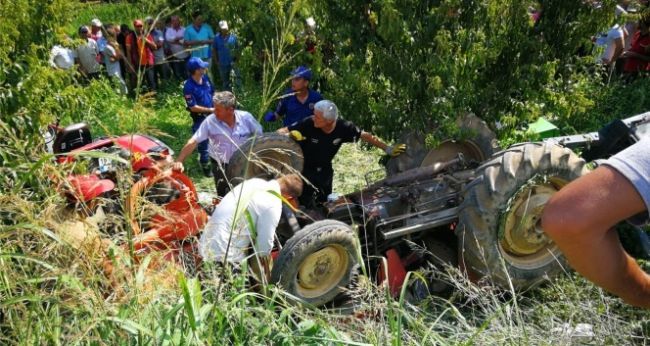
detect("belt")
(190, 112), (211, 121)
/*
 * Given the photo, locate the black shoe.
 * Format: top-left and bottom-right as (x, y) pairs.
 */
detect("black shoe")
(201, 163), (213, 177)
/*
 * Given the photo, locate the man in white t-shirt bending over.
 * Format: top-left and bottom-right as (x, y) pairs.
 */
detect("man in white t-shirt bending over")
(199, 174), (303, 275)
(599, 5), (627, 66)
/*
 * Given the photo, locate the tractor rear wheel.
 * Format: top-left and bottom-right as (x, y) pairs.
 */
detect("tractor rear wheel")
(271, 220), (358, 307)
(386, 114), (499, 175)
(458, 142), (588, 289)
(226, 133), (303, 182)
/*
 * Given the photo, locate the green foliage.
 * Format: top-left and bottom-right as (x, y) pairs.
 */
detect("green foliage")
(160, 0), (634, 144)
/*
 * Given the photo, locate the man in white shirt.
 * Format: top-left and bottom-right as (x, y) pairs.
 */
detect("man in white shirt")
(600, 24), (625, 65)
(165, 15), (190, 78)
(199, 174), (303, 276)
(75, 26), (101, 79)
(599, 6), (627, 67)
(49, 43), (76, 70)
(173, 91), (263, 196)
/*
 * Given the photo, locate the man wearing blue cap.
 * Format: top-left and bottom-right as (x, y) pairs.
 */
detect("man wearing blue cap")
(183, 57), (215, 177)
(264, 66), (323, 127)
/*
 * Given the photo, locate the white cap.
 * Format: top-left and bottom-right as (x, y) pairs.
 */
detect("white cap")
(91, 18), (102, 27)
(219, 20), (228, 30)
(306, 17), (316, 28)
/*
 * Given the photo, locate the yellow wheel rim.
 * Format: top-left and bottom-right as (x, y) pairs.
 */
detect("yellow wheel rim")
(500, 177), (567, 264)
(296, 245), (349, 298)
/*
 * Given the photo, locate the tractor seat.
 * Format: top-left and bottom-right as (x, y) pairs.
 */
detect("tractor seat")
(53, 123), (92, 153)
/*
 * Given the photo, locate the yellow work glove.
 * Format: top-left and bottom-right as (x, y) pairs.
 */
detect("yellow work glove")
(385, 144), (406, 157)
(289, 130), (306, 142)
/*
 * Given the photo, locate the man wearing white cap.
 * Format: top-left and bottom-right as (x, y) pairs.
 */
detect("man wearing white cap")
(213, 20), (240, 91)
(90, 18), (103, 41)
(75, 25), (101, 79)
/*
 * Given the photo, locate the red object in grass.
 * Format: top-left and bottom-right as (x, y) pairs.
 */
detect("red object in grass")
(66, 174), (115, 201)
(378, 248), (408, 298)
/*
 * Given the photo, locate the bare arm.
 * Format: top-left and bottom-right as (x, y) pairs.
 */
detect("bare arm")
(188, 105), (214, 114)
(542, 165), (650, 307)
(126, 43), (132, 63)
(212, 46), (219, 64)
(144, 36), (157, 50)
(612, 37), (625, 62)
(277, 127), (289, 134)
(360, 131), (388, 151)
(623, 51), (650, 61)
(172, 138), (198, 171)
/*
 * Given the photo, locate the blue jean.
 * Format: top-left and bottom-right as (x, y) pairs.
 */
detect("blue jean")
(191, 115), (209, 164)
(218, 63), (241, 91)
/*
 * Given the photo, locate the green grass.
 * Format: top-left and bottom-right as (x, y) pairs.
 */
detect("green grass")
(3, 77), (648, 344)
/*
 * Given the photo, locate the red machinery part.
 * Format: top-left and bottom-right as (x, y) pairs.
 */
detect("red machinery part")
(128, 170), (207, 252)
(378, 248), (408, 298)
(60, 134), (170, 171)
(66, 174), (115, 202)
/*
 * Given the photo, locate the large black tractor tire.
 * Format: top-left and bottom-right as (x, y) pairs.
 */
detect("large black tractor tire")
(226, 133), (303, 181)
(458, 142), (588, 290)
(271, 220), (358, 307)
(386, 113), (499, 176)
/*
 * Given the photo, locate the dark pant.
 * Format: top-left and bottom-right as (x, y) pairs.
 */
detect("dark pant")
(154, 62), (171, 82)
(211, 158), (230, 197)
(135, 65), (156, 91)
(299, 166), (333, 208)
(218, 63), (240, 91)
(170, 58), (188, 79)
(191, 114), (209, 164)
(171, 57), (189, 79)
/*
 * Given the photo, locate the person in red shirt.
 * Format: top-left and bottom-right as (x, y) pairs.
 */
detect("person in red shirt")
(126, 19), (157, 91)
(622, 15), (650, 78)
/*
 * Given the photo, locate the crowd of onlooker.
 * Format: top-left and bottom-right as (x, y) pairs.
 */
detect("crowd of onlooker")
(592, 1), (650, 81)
(49, 11), (244, 95)
(526, 1), (650, 82)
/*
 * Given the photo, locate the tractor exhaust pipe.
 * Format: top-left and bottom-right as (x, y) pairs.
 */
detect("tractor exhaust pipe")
(382, 154), (464, 187)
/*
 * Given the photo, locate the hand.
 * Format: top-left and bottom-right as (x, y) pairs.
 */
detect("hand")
(172, 161), (184, 172)
(289, 130), (305, 142)
(385, 144), (406, 157)
(263, 111), (276, 122)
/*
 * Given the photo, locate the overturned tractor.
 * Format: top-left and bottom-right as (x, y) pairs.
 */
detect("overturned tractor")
(228, 112), (650, 307)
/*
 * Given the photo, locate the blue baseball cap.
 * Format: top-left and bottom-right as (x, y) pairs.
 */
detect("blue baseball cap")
(187, 57), (209, 72)
(290, 66), (312, 81)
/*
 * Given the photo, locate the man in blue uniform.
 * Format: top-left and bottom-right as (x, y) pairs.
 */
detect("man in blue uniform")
(212, 20), (240, 91)
(264, 66), (323, 127)
(183, 57), (215, 177)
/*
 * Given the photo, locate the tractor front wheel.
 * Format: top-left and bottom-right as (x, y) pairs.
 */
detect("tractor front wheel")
(271, 220), (358, 307)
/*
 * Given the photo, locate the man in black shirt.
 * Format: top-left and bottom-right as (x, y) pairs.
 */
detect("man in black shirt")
(278, 100), (406, 207)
